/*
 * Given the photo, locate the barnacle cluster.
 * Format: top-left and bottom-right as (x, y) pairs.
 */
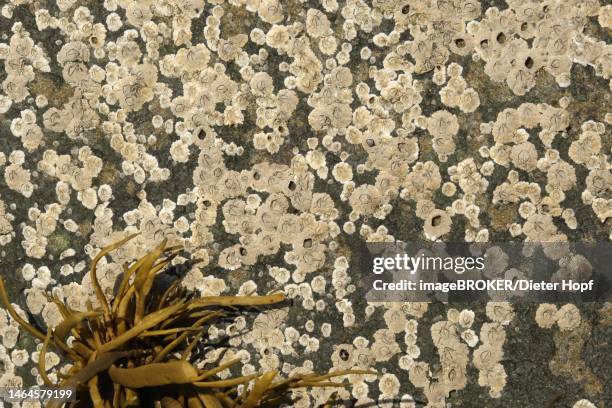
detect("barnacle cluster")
(0, 0), (610, 406)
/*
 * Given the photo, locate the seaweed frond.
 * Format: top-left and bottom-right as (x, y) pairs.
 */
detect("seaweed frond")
(0, 233), (373, 407)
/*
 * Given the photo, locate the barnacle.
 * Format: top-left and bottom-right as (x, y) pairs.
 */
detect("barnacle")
(0, 233), (371, 407)
(535, 304), (559, 329)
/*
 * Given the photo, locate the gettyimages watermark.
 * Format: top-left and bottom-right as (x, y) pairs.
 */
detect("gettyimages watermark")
(359, 242), (612, 302)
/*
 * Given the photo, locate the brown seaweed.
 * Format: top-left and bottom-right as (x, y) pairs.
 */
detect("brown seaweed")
(0, 233), (373, 407)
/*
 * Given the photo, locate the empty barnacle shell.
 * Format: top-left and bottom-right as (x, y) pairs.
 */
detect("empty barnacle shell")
(423, 209), (452, 240)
